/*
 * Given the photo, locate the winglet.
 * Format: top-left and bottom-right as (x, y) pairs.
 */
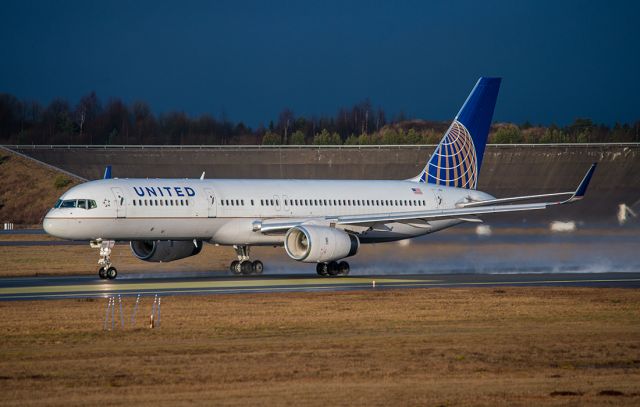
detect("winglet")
(103, 165), (112, 179)
(567, 163), (597, 202)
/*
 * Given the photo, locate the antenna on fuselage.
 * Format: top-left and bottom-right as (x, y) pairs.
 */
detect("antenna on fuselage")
(200, 172), (205, 180)
(103, 166), (112, 179)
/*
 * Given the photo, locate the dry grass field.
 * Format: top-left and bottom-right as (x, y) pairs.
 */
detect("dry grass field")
(1, 288), (639, 406)
(0, 149), (80, 226)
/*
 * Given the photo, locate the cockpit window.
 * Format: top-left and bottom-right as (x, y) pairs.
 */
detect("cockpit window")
(55, 199), (98, 210)
(60, 200), (77, 208)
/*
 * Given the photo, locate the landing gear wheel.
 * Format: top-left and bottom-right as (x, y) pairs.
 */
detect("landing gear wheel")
(106, 267), (118, 280)
(327, 261), (340, 276)
(252, 260), (264, 275)
(338, 261), (350, 276)
(230, 260), (241, 275)
(240, 260), (253, 275)
(316, 263), (329, 277)
(93, 240), (116, 279)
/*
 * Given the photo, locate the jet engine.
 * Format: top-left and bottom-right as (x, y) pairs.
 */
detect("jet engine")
(284, 225), (359, 263)
(130, 240), (202, 262)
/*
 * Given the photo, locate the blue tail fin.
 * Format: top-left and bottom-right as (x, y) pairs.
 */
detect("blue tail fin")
(414, 77), (501, 189)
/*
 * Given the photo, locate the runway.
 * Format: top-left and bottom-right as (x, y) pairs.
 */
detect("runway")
(1, 272), (639, 300)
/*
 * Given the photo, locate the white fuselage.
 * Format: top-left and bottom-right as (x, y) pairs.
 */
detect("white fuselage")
(43, 178), (495, 245)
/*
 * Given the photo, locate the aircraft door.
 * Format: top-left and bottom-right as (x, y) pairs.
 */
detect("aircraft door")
(283, 195), (289, 211)
(431, 188), (446, 209)
(204, 188), (217, 218)
(111, 187), (126, 218)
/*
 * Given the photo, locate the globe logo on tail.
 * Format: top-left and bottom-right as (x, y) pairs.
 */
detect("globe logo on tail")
(425, 120), (478, 189)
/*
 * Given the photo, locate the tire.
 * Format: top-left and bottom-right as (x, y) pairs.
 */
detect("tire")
(240, 260), (253, 275)
(230, 260), (241, 274)
(98, 267), (107, 279)
(328, 261), (340, 276)
(106, 267), (118, 280)
(252, 260), (264, 274)
(338, 261), (350, 275)
(316, 263), (329, 276)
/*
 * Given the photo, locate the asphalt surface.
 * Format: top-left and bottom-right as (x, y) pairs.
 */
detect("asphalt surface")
(1, 272), (639, 301)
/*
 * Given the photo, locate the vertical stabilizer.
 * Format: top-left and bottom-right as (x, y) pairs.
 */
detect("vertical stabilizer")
(413, 77), (501, 189)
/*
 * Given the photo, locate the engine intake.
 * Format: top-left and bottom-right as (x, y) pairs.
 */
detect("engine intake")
(284, 225), (359, 263)
(130, 240), (202, 262)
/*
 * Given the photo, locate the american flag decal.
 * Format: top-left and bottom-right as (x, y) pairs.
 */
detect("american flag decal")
(411, 187), (423, 195)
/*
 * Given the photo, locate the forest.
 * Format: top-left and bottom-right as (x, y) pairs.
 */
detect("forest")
(0, 92), (638, 145)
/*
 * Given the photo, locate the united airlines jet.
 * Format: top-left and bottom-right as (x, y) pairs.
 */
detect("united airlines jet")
(43, 78), (596, 279)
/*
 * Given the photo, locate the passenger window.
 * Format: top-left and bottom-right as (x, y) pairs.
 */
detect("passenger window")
(186, 200), (189, 206)
(251, 199), (254, 205)
(133, 200), (136, 206)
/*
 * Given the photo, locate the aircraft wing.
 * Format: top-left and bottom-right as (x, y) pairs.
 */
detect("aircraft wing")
(332, 163), (596, 227)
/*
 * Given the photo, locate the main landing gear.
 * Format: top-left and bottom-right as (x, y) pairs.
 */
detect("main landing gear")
(91, 240), (118, 280)
(229, 245), (264, 276)
(316, 261), (350, 277)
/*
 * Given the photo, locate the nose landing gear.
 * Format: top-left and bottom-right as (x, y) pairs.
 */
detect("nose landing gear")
(91, 240), (118, 280)
(316, 261), (350, 277)
(229, 245), (264, 276)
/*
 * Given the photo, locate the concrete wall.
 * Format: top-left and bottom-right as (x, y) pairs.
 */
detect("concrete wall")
(9, 144), (640, 223)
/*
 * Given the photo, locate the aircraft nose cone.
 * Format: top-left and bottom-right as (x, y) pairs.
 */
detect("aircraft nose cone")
(43, 211), (61, 237)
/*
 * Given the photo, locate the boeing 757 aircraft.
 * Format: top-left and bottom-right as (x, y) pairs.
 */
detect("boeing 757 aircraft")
(43, 77), (596, 279)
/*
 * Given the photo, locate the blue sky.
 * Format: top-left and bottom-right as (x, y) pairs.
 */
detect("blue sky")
(1, 0), (638, 127)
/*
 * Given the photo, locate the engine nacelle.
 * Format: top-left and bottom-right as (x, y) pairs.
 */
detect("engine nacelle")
(284, 225), (359, 263)
(130, 240), (203, 262)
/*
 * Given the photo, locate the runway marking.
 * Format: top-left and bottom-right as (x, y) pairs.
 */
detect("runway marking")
(1, 277), (639, 300)
(0, 277), (429, 296)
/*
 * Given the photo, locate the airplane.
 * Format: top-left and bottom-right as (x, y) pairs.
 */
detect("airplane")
(43, 77), (596, 280)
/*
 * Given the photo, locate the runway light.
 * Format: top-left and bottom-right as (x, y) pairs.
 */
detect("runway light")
(550, 221), (577, 233)
(475, 225), (492, 237)
(372, 280), (376, 288)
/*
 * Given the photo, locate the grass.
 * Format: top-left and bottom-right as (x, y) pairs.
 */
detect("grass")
(0, 149), (79, 225)
(0, 288), (639, 405)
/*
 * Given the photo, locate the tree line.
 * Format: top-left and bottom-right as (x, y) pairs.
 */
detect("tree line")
(0, 92), (638, 145)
